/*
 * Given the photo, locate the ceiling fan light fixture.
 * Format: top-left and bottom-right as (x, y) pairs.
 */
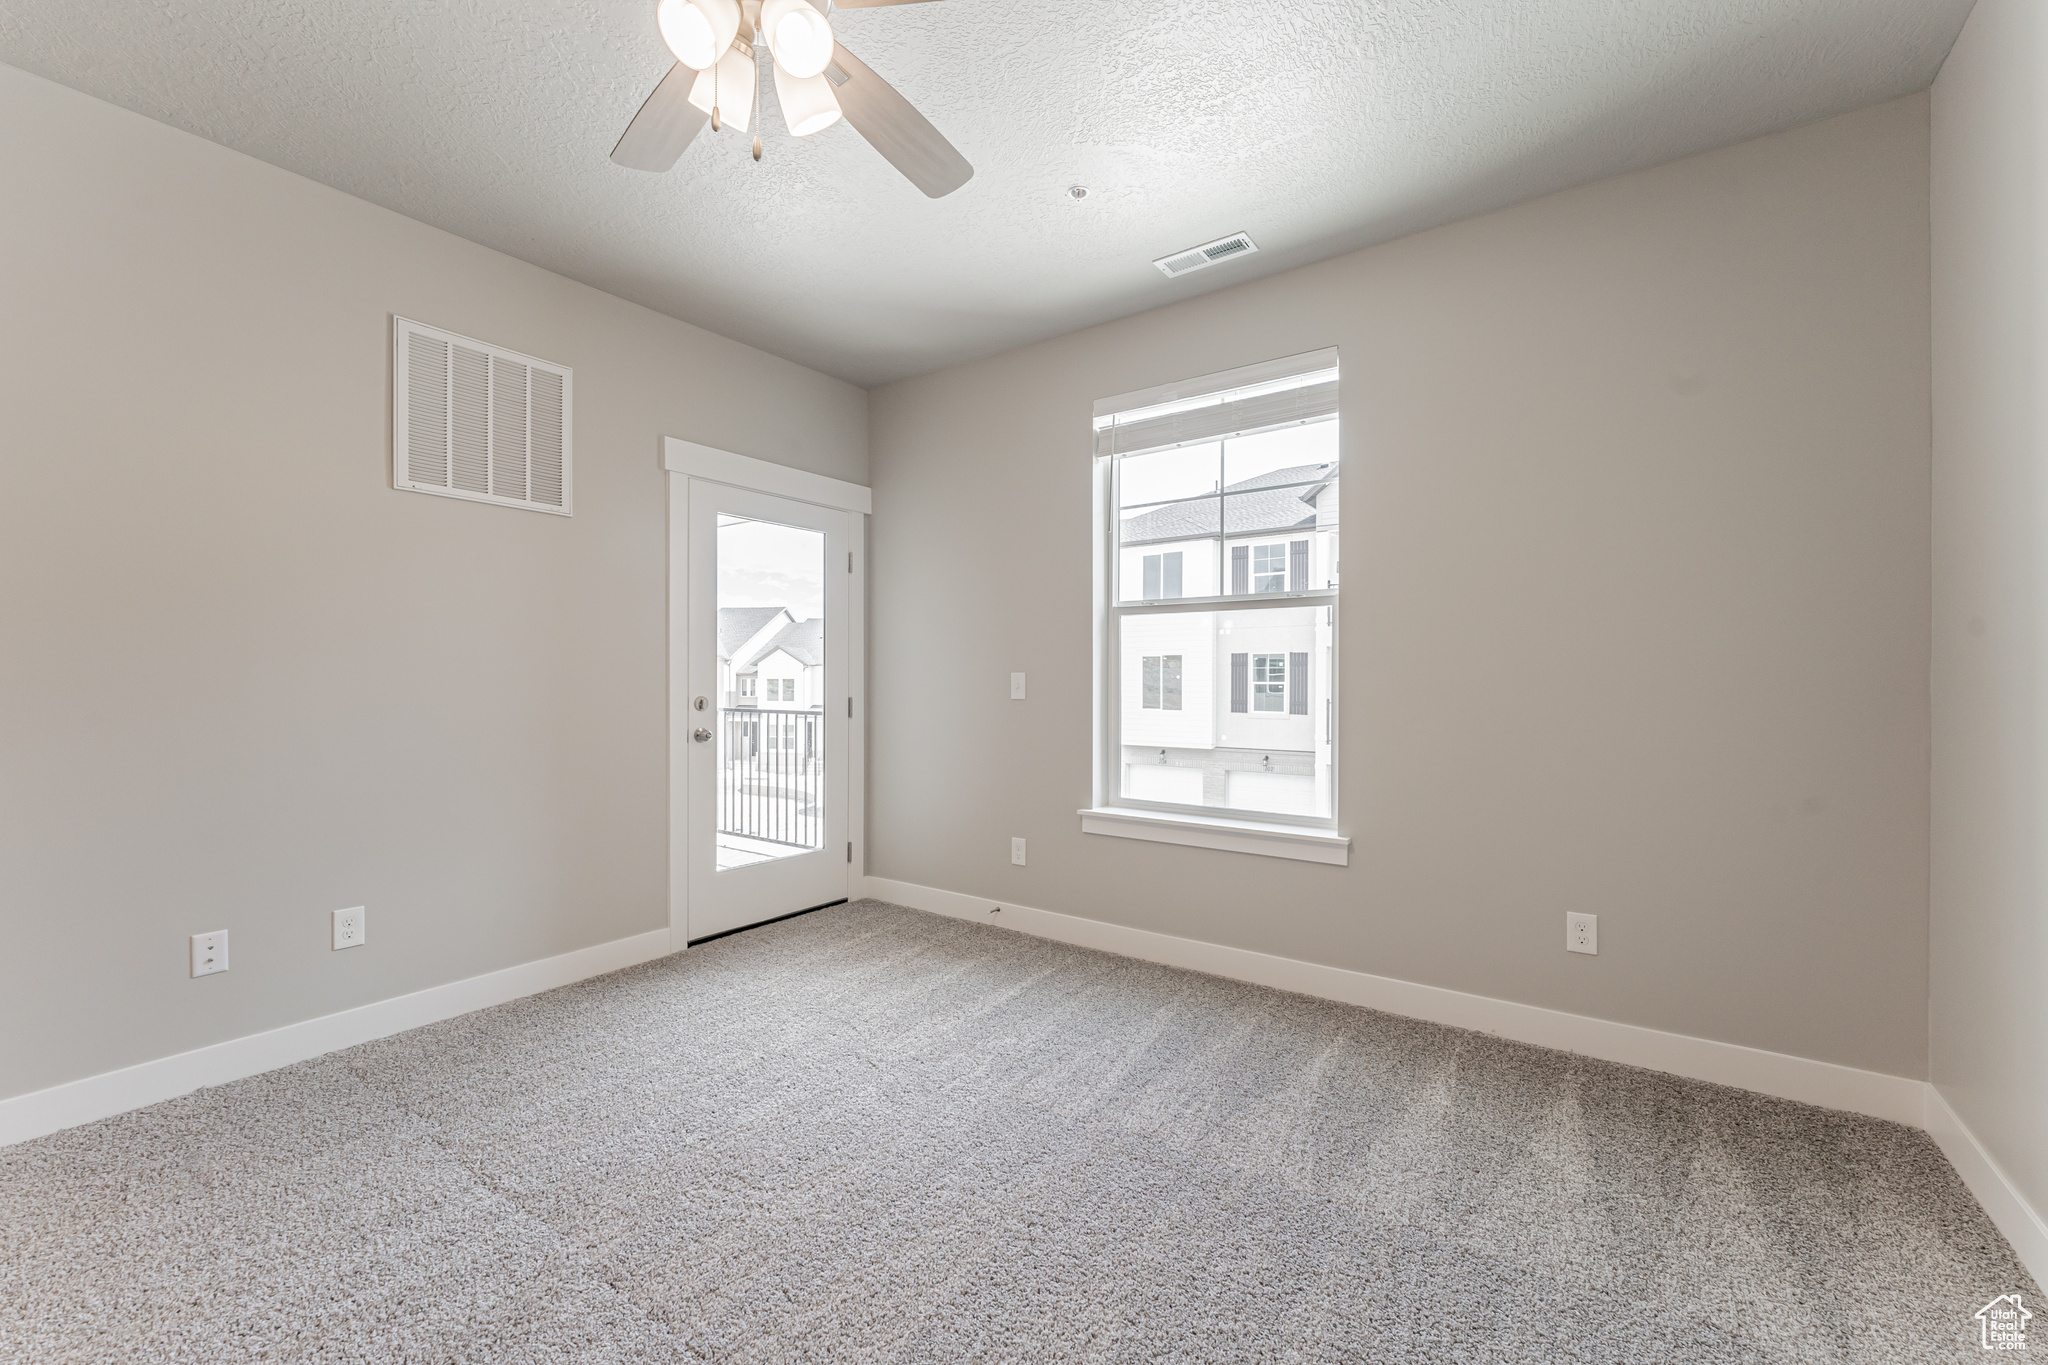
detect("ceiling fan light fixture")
(761, 0), (835, 80)
(657, 0), (740, 69)
(656, 0), (712, 67)
(773, 62), (843, 136)
(687, 42), (757, 130)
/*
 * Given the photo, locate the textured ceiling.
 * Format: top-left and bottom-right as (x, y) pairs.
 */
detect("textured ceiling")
(0, 0), (1971, 386)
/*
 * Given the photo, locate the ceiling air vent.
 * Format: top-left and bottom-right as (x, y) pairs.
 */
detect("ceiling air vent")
(1152, 232), (1259, 280)
(393, 317), (572, 516)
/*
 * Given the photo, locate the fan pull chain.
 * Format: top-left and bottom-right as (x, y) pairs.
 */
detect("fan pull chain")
(751, 44), (764, 161)
(711, 55), (721, 132)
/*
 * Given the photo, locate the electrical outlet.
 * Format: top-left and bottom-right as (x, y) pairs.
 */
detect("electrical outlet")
(1011, 837), (1027, 866)
(332, 906), (366, 951)
(190, 930), (229, 978)
(1010, 672), (1026, 700)
(1566, 912), (1598, 956)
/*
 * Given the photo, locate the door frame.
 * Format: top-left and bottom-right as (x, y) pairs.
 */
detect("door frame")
(664, 437), (870, 951)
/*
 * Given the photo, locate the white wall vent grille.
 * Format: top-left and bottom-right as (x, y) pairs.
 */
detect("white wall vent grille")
(1152, 232), (1259, 280)
(394, 318), (571, 515)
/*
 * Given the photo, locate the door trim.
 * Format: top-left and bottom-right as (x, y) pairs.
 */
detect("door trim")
(663, 437), (872, 515)
(666, 442), (868, 951)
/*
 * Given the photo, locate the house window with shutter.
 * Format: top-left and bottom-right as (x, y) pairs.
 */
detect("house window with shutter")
(1251, 545), (1287, 593)
(1096, 349), (1341, 841)
(1252, 654), (1286, 711)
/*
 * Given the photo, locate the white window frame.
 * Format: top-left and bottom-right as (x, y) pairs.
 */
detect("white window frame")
(1250, 544), (1288, 594)
(1141, 654), (1184, 711)
(1251, 653), (1287, 711)
(1082, 350), (1349, 866)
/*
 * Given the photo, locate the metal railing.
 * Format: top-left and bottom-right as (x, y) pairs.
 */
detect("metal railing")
(717, 707), (823, 850)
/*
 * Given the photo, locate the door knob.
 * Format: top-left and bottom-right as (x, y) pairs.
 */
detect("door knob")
(692, 728), (712, 742)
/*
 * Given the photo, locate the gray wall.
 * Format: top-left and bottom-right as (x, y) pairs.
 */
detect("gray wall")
(1930, 0), (2048, 1222)
(868, 95), (1932, 1079)
(0, 65), (866, 1102)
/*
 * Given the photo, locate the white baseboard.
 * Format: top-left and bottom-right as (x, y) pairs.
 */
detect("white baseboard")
(0, 927), (676, 1149)
(1925, 1085), (2048, 1291)
(860, 877), (1926, 1125)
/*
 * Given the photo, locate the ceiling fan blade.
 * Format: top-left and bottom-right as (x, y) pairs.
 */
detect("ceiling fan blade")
(611, 63), (710, 172)
(825, 42), (972, 198)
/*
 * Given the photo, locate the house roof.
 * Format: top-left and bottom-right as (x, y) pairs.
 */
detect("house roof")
(1119, 463), (1335, 546)
(718, 606), (789, 661)
(742, 616), (824, 670)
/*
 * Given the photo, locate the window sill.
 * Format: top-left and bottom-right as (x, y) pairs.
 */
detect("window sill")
(1077, 806), (1350, 866)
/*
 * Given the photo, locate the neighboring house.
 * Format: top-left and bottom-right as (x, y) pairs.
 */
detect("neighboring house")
(1115, 461), (1338, 817)
(720, 611), (826, 768)
(718, 609), (825, 711)
(743, 616), (825, 711)
(718, 606), (794, 708)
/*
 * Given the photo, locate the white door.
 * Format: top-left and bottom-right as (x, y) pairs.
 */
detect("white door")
(685, 480), (851, 940)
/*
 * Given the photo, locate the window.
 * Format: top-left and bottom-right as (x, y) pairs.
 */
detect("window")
(1093, 349), (1340, 844)
(764, 678), (794, 704)
(738, 677), (756, 699)
(1142, 551), (1183, 599)
(1251, 545), (1286, 593)
(1142, 655), (1183, 710)
(1251, 654), (1285, 710)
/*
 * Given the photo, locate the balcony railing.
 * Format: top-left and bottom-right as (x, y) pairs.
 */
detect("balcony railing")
(718, 707), (822, 850)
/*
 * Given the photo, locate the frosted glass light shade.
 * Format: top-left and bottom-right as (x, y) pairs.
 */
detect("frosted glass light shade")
(657, 0), (740, 69)
(657, 0), (713, 67)
(687, 44), (756, 131)
(761, 0), (834, 79)
(773, 62), (842, 136)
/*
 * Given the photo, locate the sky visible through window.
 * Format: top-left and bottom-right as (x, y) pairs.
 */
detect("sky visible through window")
(1117, 421), (1336, 508)
(718, 516), (823, 621)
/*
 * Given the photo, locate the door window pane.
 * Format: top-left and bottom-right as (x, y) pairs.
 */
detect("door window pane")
(716, 516), (824, 869)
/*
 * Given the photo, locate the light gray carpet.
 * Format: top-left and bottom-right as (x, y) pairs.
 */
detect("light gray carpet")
(1, 900), (2036, 1363)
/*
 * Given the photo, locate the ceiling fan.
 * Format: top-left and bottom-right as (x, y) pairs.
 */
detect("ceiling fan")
(611, 0), (973, 198)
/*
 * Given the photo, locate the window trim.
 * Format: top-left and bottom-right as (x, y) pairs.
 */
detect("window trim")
(1251, 652), (1287, 710)
(1090, 435), (1342, 854)
(1077, 804), (1350, 865)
